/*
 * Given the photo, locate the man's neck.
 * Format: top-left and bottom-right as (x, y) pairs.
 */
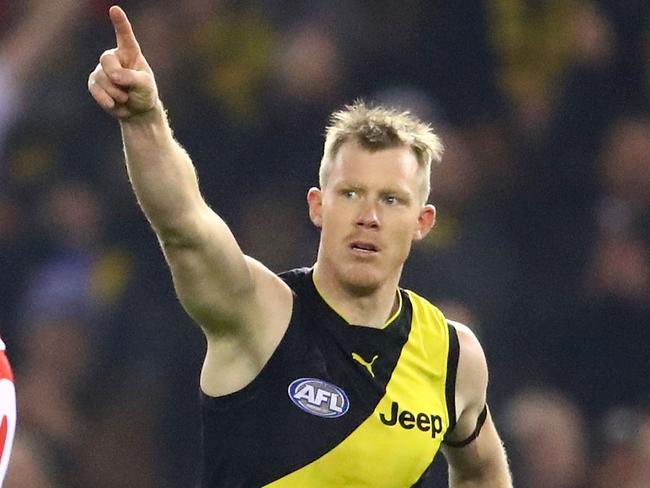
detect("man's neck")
(312, 263), (401, 328)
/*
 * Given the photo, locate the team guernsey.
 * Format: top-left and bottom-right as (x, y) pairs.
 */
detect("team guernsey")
(201, 268), (460, 487)
(0, 337), (16, 484)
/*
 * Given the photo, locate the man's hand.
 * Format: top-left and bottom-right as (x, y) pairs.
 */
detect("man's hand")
(87, 6), (158, 119)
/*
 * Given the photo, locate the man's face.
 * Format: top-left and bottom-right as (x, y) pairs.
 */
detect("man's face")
(308, 140), (435, 293)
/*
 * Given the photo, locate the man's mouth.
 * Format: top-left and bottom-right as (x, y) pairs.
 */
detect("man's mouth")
(350, 241), (379, 253)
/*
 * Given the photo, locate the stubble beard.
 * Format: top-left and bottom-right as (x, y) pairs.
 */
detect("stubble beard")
(339, 264), (382, 296)
(335, 253), (404, 298)
(317, 236), (405, 297)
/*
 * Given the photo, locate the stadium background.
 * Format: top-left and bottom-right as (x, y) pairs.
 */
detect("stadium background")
(1, 0), (649, 486)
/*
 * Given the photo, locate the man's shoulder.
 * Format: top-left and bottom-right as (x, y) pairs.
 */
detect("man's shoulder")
(402, 288), (447, 322)
(278, 266), (311, 280)
(447, 320), (486, 373)
(448, 320), (488, 413)
(277, 267), (313, 290)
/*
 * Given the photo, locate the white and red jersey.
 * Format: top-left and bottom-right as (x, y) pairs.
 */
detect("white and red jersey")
(0, 337), (15, 485)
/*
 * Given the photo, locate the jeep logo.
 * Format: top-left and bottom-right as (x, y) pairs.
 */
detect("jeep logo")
(379, 401), (444, 438)
(288, 378), (350, 418)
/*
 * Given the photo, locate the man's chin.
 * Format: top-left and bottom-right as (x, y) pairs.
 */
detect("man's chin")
(338, 265), (383, 295)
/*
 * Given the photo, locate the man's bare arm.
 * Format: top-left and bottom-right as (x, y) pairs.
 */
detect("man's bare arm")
(441, 322), (512, 487)
(87, 6), (291, 337)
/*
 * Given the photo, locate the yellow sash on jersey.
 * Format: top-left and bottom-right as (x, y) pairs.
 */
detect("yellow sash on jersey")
(265, 290), (452, 488)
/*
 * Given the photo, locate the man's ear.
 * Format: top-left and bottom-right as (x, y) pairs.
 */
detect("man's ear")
(307, 187), (323, 229)
(413, 204), (436, 241)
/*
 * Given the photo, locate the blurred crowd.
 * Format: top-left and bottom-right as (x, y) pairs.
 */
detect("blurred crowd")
(0, 0), (649, 486)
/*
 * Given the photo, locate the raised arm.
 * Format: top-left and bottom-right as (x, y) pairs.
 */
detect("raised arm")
(87, 7), (292, 376)
(441, 322), (512, 487)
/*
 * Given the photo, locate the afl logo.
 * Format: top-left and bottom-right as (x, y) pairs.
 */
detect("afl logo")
(288, 378), (350, 418)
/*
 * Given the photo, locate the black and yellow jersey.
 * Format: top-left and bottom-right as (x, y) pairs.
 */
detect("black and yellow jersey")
(201, 267), (459, 487)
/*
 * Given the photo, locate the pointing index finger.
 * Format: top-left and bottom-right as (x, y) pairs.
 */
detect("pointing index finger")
(109, 5), (141, 63)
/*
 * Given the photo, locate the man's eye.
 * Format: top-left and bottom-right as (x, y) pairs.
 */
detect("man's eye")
(384, 195), (398, 205)
(344, 190), (357, 199)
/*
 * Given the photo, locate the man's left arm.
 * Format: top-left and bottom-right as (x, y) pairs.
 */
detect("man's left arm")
(441, 322), (512, 487)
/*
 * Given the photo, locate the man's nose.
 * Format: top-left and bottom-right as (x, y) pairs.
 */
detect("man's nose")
(356, 202), (380, 229)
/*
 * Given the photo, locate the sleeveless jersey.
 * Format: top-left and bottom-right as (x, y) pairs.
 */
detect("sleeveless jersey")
(0, 337), (16, 485)
(201, 268), (459, 487)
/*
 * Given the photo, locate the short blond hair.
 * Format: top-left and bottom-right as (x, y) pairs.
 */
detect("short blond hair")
(320, 101), (443, 203)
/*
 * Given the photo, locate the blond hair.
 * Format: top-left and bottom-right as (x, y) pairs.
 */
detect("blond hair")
(320, 101), (443, 203)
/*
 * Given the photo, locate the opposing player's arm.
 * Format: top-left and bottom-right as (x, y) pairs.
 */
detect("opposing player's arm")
(441, 322), (512, 487)
(88, 7), (291, 336)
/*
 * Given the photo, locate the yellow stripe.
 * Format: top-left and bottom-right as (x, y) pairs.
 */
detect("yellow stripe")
(265, 291), (450, 487)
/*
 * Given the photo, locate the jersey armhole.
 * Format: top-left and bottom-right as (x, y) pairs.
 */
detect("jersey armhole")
(442, 321), (489, 448)
(201, 288), (299, 408)
(444, 321), (460, 433)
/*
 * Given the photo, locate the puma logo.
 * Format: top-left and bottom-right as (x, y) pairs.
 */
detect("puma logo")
(352, 352), (379, 378)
